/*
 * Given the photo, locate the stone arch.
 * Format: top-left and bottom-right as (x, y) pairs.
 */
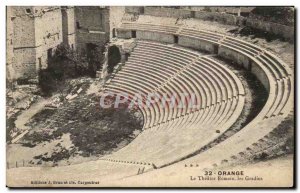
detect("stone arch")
(107, 45), (121, 73)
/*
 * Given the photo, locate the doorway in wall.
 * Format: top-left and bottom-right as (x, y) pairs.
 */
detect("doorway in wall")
(86, 43), (99, 77)
(174, 35), (179, 44)
(131, 30), (136, 38)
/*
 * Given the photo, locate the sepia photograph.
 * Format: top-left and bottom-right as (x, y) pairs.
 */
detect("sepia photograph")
(5, 5), (295, 188)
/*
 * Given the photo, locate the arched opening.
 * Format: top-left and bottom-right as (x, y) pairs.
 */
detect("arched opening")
(107, 45), (121, 73)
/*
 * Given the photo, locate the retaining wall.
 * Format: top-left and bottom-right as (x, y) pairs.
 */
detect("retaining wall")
(178, 36), (216, 53)
(144, 7), (192, 18)
(136, 31), (174, 44)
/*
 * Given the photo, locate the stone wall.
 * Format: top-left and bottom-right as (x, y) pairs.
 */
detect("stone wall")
(136, 31), (174, 44)
(116, 29), (175, 44)
(11, 7), (37, 79)
(12, 7), (36, 48)
(144, 7), (192, 18)
(6, 7), (15, 81)
(76, 32), (108, 55)
(125, 6), (144, 14)
(7, 6), (66, 80)
(246, 18), (294, 40)
(142, 7), (294, 41)
(7, 6), (111, 82)
(61, 6), (76, 49)
(34, 7), (63, 70)
(75, 6), (110, 55)
(250, 60), (270, 91)
(110, 7), (125, 39)
(194, 11), (242, 25)
(195, 11), (294, 40)
(178, 36), (216, 53)
(116, 29), (132, 39)
(12, 48), (37, 79)
(218, 46), (251, 69)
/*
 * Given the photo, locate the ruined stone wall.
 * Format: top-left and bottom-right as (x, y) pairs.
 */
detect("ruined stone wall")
(246, 18), (294, 40)
(13, 48), (37, 80)
(67, 7), (76, 49)
(76, 32), (108, 55)
(125, 6), (144, 14)
(144, 7), (192, 18)
(75, 7), (108, 31)
(11, 6), (37, 79)
(194, 11), (241, 25)
(34, 6), (63, 70)
(116, 29), (132, 39)
(6, 7), (15, 81)
(7, 7), (64, 80)
(12, 7), (36, 48)
(110, 6), (125, 39)
(194, 11), (294, 40)
(61, 6), (76, 49)
(75, 7), (110, 55)
(142, 7), (294, 41)
(7, 6), (111, 81)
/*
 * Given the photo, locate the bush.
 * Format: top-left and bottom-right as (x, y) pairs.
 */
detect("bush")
(38, 43), (105, 96)
(250, 7), (294, 26)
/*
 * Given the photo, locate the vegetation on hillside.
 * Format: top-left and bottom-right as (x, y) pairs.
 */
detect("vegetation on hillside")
(250, 7), (294, 26)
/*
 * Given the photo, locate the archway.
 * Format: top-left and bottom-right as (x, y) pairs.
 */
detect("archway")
(107, 45), (121, 73)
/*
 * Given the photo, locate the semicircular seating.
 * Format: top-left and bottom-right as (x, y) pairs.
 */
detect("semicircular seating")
(103, 40), (245, 167)
(6, 17), (294, 185)
(115, 22), (293, 169)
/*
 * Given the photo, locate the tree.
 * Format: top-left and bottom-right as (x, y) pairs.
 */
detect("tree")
(39, 43), (79, 97)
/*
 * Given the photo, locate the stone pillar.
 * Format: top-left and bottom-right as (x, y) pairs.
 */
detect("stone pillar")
(120, 51), (126, 65)
(101, 47), (109, 84)
(237, 7), (241, 17)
